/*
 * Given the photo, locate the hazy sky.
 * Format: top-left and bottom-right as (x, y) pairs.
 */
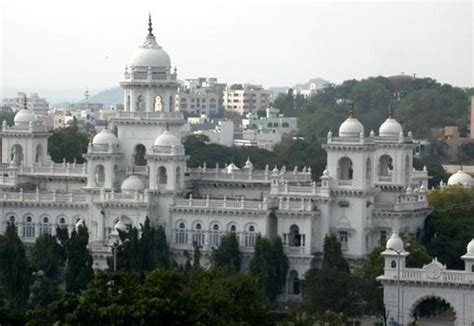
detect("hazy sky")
(0, 0), (472, 100)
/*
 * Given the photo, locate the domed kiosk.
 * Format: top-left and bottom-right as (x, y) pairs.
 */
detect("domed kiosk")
(121, 15), (179, 113)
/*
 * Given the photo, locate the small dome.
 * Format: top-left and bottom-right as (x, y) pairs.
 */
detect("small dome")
(154, 130), (181, 147)
(338, 115), (364, 138)
(386, 232), (405, 252)
(466, 239), (474, 255)
(447, 170), (473, 186)
(92, 129), (119, 145)
(226, 163), (240, 174)
(379, 117), (403, 137)
(121, 175), (145, 192)
(243, 158), (253, 169)
(14, 109), (37, 126)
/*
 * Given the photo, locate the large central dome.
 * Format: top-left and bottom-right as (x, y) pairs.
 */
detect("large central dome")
(128, 15), (171, 68)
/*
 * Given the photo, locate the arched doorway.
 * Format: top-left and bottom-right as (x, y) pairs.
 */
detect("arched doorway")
(410, 296), (456, 326)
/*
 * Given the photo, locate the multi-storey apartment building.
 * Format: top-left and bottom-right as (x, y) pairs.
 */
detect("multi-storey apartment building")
(223, 84), (272, 115)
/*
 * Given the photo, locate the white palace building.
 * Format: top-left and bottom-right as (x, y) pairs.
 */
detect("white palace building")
(0, 17), (432, 297)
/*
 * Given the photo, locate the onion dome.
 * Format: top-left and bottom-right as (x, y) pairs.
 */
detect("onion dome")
(92, 128), (119, 145)
(154, 130), (181, 147)
(121, 175), (145, 193)
(338, 107), (364, 137)
(14, 110), (37, 126)
(466, 239), (474, 255)
(447, 170), (473, 186)
(128, 15), (171, 68)
(386, 232), (405, 252)
(379, 117), (403, 137)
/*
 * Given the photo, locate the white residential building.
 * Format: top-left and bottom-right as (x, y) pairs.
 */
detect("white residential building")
(223, 84), (272, 115)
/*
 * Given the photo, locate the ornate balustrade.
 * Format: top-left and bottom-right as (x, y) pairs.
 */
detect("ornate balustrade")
(187, 168), (312, 183)
(93, 190), (149, 204)
(174, 196), (268, 211)
(18, 162), (87, 176)
(112, 111), (184, 120)
(383, 267), (474, 285)
(0, 190), (88, 203)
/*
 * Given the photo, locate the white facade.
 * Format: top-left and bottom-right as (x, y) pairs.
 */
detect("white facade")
(0, 18), (432, 297)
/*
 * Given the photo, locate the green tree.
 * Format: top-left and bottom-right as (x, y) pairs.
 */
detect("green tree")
(303, 234), (361, 319)
(0, 222), (30, 307)
(65, 223), (93, 293)
(397, 86), (469, 137)
(424, 186), (474, 269)
(29, 275), (62, 307)
(30, 234), (62, 279)
(48, 126), (89, 163)
(249, 235), (289, 302)
(211, 232), (241, 271)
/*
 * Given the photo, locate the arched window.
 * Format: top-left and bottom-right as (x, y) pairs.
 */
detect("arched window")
(378, 155), (393, 177)
(9, 216), (15, 223)
(24, 216), (35, 238)
(192, 223), (205, 246)
(176, 167), (181, 187)
(210, 224), (221, 246)
(391, 260), (397, 268)
(175, 222), (188, 244)
(289, 225), (301, 247)
(40, 217), (51, 235)
(35, 144), (43, 163)
(158, 166), (167, 185)
(366, 158), (372, 185)
(288, 270), (301, 295)
(267, 122), (272, 128)
(59, 217), (67, 228)
(230, 225), (237, 232)
(245, 225), (256, 247)
(471, 265), (474, 273)
(10, 144), (23, 166)
(94, 165), (105, 187)
(137, 94), (145, 111)
(338, 157), (353, 180)
(134, 144), (147, 166)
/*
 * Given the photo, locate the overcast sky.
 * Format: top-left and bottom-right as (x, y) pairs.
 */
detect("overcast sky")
(0, 0), (472, 101)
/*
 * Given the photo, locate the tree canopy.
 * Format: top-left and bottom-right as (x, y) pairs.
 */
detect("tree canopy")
(48, 126), (89, 163)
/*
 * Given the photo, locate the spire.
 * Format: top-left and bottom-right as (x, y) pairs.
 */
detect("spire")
(389, 103), (394, 118)
(148, 13), (154, 36)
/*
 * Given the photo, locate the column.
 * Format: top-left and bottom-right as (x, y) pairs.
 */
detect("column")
(123, 90), (129, 111)
(146, 89), (154, 112)
(129, 90), (136, 112)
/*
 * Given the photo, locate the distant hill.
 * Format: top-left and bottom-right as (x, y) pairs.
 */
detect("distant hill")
(88, 87), (123, 106)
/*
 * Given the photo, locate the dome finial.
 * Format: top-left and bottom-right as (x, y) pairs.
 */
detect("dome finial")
(348, 103), (355, 118)
(389, 103), (394, 118)
(23, 94), (28, 111)
(148, 13), (154, 36)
